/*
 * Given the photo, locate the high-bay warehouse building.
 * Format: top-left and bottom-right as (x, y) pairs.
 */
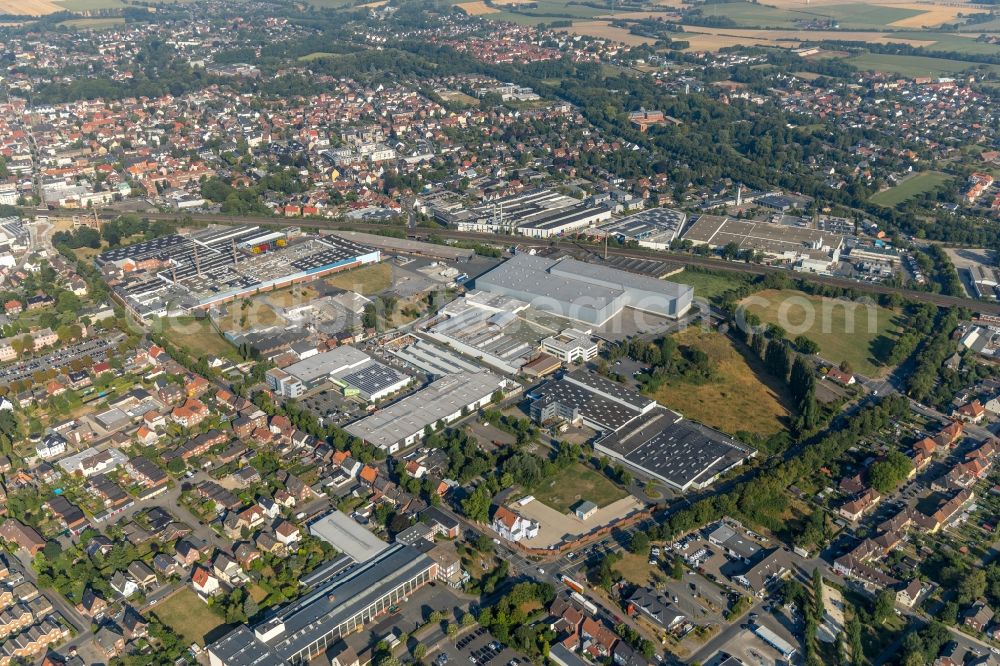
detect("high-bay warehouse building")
(595, 208), (688, 250)
(528, 370), (754, 491)
(97, 226), (380, 321)
(474, 253), (693, 325)
(345, 370), (508, 453)
(207, 544), (437, 666)
(428, 188), (612, 238)
(265, 346), (411, 402)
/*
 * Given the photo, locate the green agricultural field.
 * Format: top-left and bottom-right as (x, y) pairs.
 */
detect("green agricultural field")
(483, 10), (549, 25)
(150, 589), (228, 647)
(305, 0), (359, 7)
(848, 53), (1000, 78)
(671, 269), (747, 303)
(810, 3), (922, 29)
(685, 1), (921, 29)
(530, 462), (626, 513)
(58, 17), (124, 28)
(956, 17), (1000, 32)
(688, 1), (812, 28)
(869, 171), (952, 207)
(483, 0), (608, 23)
(891, 32), (1000, 56)
(740, 288), (902, 377)
(298, 52), (337, 62)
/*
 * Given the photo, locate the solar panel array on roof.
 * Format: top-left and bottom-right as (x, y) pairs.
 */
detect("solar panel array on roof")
(530, 379), (638, 432)
(338, 361), (408, 397)
(596, 407), (753, 491)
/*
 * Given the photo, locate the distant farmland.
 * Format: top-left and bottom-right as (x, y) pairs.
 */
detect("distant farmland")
(849, 53), (1000, 78)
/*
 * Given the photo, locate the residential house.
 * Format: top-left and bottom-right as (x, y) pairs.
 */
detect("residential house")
(0, 520), (45, 555)
(109, 571), (138, 599)
(77, 586), (107, 618)
(839, 489), (882, 522)
(94, 624), (125, 658)
(896, 580), (924, 609)
(191, 565), (220, 597)
(275, 520), (301, 546)
(953, 400), (986, 424)
(126, 561), (157, 590)
(171, 398), (208, 428)
(35, 433), (67, 459)
(964, 600), (995, 632)
(492, 506), (539, 542)
(627, 587), (686, 632)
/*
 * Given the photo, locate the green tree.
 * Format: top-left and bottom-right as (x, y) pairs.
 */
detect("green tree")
(958, 568), (987, 605)
(461, 485), (492, 523)
(873, 590), (895, 624)
(628, 532), (650, 556)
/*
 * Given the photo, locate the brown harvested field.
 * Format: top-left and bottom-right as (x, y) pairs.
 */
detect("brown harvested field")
(457, 1), (498, 14)
(678, 26), (937, 51)
(651, 327), (792, 437)
(889, 3), (969, 27)
(0, 0), (59, 13)
(558, 21), (656, 45)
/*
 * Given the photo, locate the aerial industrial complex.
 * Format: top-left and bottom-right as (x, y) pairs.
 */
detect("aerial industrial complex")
(596, 208), (688, 250)
(529, 370), (754, 491)
(426, 188), (612, 238)
(265, 346), (411, 401)
(206, 544), (437, 666)
(345, 370), (509, 453)
(474, 253), (693, 325)
(97, 226), (380, 320)
(682, 214), (844, 267)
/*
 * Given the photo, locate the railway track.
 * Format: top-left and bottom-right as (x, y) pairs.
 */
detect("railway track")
(56, 208), (1000, 315)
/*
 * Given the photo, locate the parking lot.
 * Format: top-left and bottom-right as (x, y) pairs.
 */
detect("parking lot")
(300, 387), (365, 426)
(434, 627), (528, 666)
(0, 333), (124, 383)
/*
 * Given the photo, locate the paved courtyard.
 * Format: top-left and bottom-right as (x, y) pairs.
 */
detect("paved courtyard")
(517, 496), (645, 549)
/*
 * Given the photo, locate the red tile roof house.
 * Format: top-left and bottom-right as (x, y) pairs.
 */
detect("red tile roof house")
(953, 400), (986, 424)
(191, 565), (220, 597)
(825, 367), (855, 386)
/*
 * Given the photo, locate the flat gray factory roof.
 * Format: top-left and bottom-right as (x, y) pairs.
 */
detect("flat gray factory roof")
(476, 253), (624, 306)
(283, 346), (371, 384)
(344, 370), (504, 449)
(596, 407), (753, 491)
(564, 368), (655, 413)
(209, 544), (434, 665)
(598, 208), (687, 239)
(476, 255), (691, 315)
(532, 380), (638, 432)
(309, 510), (390, 563)
(682, 215), (842, 254)
(338, 360), (409, 395)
